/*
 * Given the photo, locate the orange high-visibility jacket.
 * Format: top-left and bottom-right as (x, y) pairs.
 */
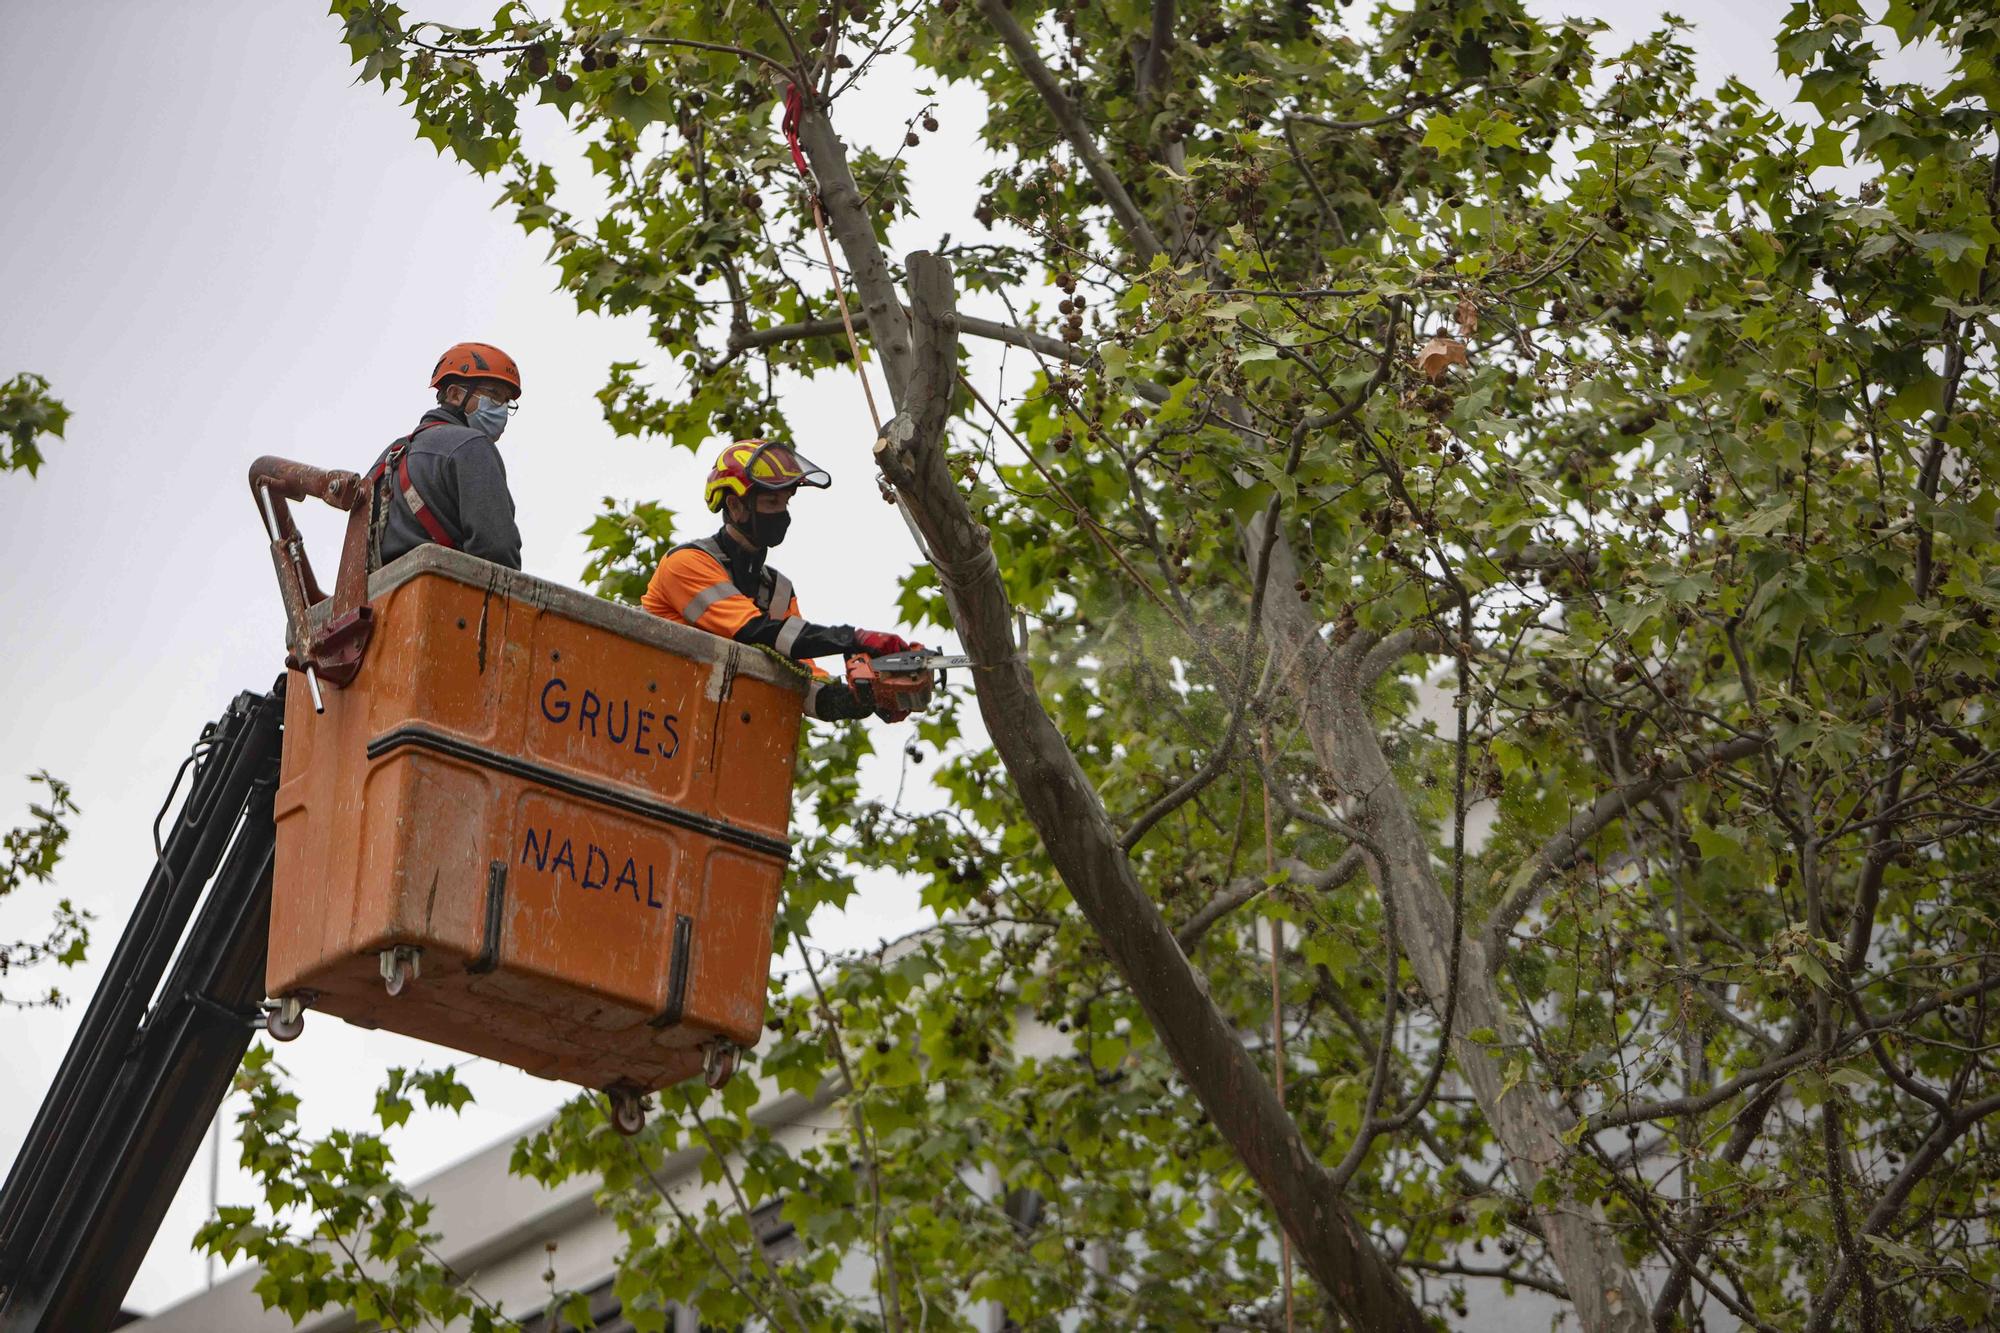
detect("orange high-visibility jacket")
(641, 535), (851, 678)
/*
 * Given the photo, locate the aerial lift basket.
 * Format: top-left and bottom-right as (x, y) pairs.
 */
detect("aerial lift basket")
(248, 456), (804, 1126)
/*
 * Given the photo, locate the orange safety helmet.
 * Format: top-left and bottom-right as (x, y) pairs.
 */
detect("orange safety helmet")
(430, 342), (522, 395)
(704, 440), (832, 512)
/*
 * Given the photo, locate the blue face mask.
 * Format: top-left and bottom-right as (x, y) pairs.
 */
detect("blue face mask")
(468, 395), (510, 440)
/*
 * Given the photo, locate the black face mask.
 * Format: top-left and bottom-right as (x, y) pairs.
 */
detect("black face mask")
(741, 507), (791, 548)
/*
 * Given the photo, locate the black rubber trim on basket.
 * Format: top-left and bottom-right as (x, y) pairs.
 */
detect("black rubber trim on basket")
(466, 860), (507, 974)
(649, 913), (696, 1029)
(365, 725), (791, 861)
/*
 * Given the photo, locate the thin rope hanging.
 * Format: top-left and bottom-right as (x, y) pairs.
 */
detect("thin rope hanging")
(782, 84), (886, 435)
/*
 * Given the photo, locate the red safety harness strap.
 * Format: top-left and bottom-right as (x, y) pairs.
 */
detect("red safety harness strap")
(366, 420), (458, 550)
(781, 84), (812, 183)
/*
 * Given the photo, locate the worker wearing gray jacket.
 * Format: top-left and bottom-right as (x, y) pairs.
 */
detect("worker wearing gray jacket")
(365, 341), (525, 571)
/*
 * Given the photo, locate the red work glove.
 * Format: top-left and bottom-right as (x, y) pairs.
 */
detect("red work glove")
(853, 628), (910, 657)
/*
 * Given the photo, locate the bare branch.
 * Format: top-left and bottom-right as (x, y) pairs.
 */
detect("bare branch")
(1487, 731), (1772, 959)
(1281, 117), (1348, 252)
(1585, 1032), (1816, 1135)
(726, 306), (1100, 378)
(1138, 0), (1175, 105)
(974, 0), (1165, 263)
(1288, 82), (1470, 132)
(1358, 627), (1450, 685)
(1399, 1258), (1569, 1301)
(727, 316), (849, 353)
(1176, 850), (1364, 949)
(1809, 1090), (2000, 1332)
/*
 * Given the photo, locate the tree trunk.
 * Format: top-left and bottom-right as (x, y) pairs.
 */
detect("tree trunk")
(1249, 514), (1649, 1333)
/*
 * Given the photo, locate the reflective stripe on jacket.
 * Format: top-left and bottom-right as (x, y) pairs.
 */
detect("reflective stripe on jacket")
(641, 533), (859, 678)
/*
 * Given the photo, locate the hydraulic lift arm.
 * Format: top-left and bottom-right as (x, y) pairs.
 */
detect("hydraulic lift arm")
(0, 687), (284, 1333)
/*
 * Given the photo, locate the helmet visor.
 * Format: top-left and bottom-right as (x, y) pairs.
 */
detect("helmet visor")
(743, 441), (831, 494)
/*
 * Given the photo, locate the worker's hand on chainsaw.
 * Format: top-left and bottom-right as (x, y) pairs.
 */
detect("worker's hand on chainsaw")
(872, 640), (925, 723)
(853, 628), (911, 658)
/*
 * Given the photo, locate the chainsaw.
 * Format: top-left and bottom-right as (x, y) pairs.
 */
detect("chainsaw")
(843, 647), (976, 712)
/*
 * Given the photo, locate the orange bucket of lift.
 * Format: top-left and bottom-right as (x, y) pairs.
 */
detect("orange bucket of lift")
(248, 457), (804, 1129)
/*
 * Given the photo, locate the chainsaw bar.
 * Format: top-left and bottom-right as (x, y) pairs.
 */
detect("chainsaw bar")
(870, 650), (975, 674)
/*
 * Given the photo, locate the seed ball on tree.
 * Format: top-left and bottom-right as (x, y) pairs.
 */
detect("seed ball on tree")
(906, 130), (921, 147)
(923, 115), (939, 131)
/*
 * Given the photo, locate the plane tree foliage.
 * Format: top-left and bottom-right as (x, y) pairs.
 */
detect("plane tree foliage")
(0, 773), (88, 1009)
(1, 381), (91, 1006)
(203, 0), (1999, 1328)
(0, 373), (70, 478)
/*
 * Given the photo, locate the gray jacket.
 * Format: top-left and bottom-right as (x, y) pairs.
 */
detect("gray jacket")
(366, 406), (523, 570)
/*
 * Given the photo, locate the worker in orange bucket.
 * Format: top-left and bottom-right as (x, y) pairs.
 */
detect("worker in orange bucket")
(365, 342), (525, 571)
(642, 439), (916, 722)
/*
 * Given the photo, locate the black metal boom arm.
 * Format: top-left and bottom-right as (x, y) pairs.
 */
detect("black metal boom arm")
(0, 686), (284, 1332)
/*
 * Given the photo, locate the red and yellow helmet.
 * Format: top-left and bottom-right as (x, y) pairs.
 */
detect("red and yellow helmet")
(430, 342), (522, 394)
(704, 439), (831, 512)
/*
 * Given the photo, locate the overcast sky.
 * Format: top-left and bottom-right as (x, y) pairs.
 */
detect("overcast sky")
(0, 0), (1939, 1316)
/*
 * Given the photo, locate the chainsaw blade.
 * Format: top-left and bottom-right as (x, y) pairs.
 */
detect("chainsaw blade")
(870, 650), (975, 674)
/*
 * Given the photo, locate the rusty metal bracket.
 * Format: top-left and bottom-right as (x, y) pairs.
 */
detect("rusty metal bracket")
(248, 456), (377, 710)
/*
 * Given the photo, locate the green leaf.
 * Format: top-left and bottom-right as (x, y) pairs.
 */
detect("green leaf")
(1802, 125), (1846, 170)
(1477, 115), (1525, 149)
(1421, 113), (1468, 153)
(1917, 231), (1978, 263)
